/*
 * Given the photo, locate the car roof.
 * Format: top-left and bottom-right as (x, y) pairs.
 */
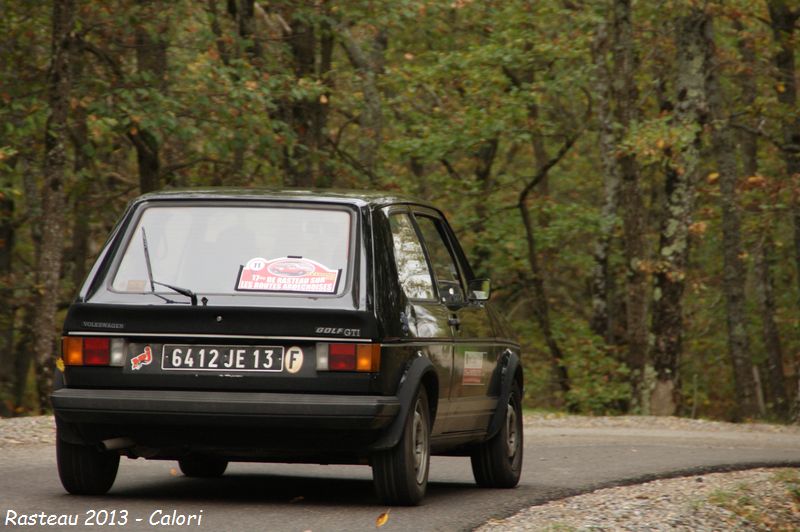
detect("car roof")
(133, 188), (440, 211)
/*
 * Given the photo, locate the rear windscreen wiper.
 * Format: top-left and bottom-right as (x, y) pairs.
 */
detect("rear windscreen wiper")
(141, 227), (198, 306)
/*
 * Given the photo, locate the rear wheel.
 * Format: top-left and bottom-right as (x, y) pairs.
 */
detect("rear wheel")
(372, 387), (431, 506)
(56, 434), (120, 495)
(178, 457), (228, 478)
(471, 381), (523, 488)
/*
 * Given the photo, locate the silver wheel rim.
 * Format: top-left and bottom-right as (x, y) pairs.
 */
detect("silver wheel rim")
(506, 398), (518, 460)
(412, 400), (429, 484)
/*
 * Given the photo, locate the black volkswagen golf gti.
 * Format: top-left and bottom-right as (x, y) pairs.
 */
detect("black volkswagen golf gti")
(52, 189), (523, 505)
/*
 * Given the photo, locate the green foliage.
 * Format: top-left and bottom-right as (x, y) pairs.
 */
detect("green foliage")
(560, 324), (632, 415)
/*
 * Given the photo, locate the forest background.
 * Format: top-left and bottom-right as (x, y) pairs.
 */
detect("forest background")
(1, 0), (799, 422)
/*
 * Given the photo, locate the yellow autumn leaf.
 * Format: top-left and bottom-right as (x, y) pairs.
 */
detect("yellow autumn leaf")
(376, 510), (390, 528)
(689, 221), (708, 235)
(56, 358), (65, 372)
(707, 172), (719, 184)
(777, 82), (786, 93)
(656, 138), (666, 149)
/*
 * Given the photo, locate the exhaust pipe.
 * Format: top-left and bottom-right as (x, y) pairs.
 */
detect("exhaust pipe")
(101, 437), (135, 451)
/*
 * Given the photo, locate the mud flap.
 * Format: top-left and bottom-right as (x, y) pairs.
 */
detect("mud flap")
(486, 350), (521, 440)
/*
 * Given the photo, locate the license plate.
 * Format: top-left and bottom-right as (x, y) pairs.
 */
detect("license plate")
(161, 345), (285, 372)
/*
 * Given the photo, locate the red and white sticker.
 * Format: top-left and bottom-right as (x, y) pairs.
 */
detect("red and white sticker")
(463, 351), (485, 385)
(131, 346), (153, 371)
(236, 257), (341, 294)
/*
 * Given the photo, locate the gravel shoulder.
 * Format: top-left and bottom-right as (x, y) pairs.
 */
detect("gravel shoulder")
(477, 467), (800, 531)
(3, 414), (799, 530)
(482, 413), (800, 531)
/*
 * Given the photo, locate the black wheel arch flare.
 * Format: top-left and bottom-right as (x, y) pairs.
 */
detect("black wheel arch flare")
(372, 355), (437, 450)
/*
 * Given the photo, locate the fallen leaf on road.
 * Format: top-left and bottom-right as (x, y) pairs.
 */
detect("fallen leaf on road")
(376, 510), (390, 527)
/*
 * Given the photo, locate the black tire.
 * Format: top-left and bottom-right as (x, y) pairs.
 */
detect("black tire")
(471, 382), (523, 488)
(56, 435), (120, 495)
(372, 387), (431, 506)
(178, 457), (228, 478)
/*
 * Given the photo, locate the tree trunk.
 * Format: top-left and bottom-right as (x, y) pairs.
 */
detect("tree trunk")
(591, 0), (648, 411)
(613, 0), (649, 412)
(516, 137), (578, 399)
(705, 16), (761, 420)
(767, 1), (800, 307)
(236, 0), (262, 62)
(280, 12), (322, 187)
(589, 21), (619, 344)
(471, 138), (499, 276)
(13, 301), (36, 413)
(0, 189), (15, 415)
(736, 19), (788, 418)
(33, 0), (75, 410)
(207, 0), (232, 67)
(338, 24), (385, 183)
(650, 8), (707, 416)
(754, 233), (789, 416)
(130, 0), (167, 193)
(520, 202), (570, 397)
(69, 56), (90, 291)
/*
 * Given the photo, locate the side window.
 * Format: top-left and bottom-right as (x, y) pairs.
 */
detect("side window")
(388, 213), (435, 300)
(414, 215), (465, 306)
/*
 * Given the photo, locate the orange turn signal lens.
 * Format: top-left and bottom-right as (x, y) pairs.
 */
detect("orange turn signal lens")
(62, 336), (83, 366)
(356, 344), (381, 372)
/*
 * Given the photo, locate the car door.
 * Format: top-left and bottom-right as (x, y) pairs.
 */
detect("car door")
(385, 207), (454, 437)
(411, 211), (499, 435)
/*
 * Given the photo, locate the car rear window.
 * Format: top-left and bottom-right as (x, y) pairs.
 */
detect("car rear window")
(111, 205), (352, 296)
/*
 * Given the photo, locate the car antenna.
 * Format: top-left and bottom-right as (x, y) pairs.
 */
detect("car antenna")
(141, 227), (198, 306)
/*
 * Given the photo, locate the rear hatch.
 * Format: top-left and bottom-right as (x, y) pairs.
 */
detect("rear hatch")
(61, 198), (381, 394)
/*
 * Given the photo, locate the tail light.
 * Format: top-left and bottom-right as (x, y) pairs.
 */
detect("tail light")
(83, 338), (111, 365)
(61, 336), (126, 367)
(316, 343), (380, 372)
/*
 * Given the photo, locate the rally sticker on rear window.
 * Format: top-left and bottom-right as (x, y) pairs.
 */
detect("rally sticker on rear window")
(236, 257), (341, 294)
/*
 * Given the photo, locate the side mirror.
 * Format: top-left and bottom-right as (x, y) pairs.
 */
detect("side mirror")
(468, 278), (491, 302)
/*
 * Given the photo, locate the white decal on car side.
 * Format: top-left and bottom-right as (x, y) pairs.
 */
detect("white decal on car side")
(463, 351), (485, 385)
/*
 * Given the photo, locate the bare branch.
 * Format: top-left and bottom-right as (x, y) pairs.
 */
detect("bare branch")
(730, 121), (789, 151)
(518, 133), (580, 205)
(440, 158), (463, 181)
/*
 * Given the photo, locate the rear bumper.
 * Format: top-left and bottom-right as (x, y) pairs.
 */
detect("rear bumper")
(51, 388), (400, 431)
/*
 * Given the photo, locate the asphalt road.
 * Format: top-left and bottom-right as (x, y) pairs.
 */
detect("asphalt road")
(2, 425), (799, 531)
